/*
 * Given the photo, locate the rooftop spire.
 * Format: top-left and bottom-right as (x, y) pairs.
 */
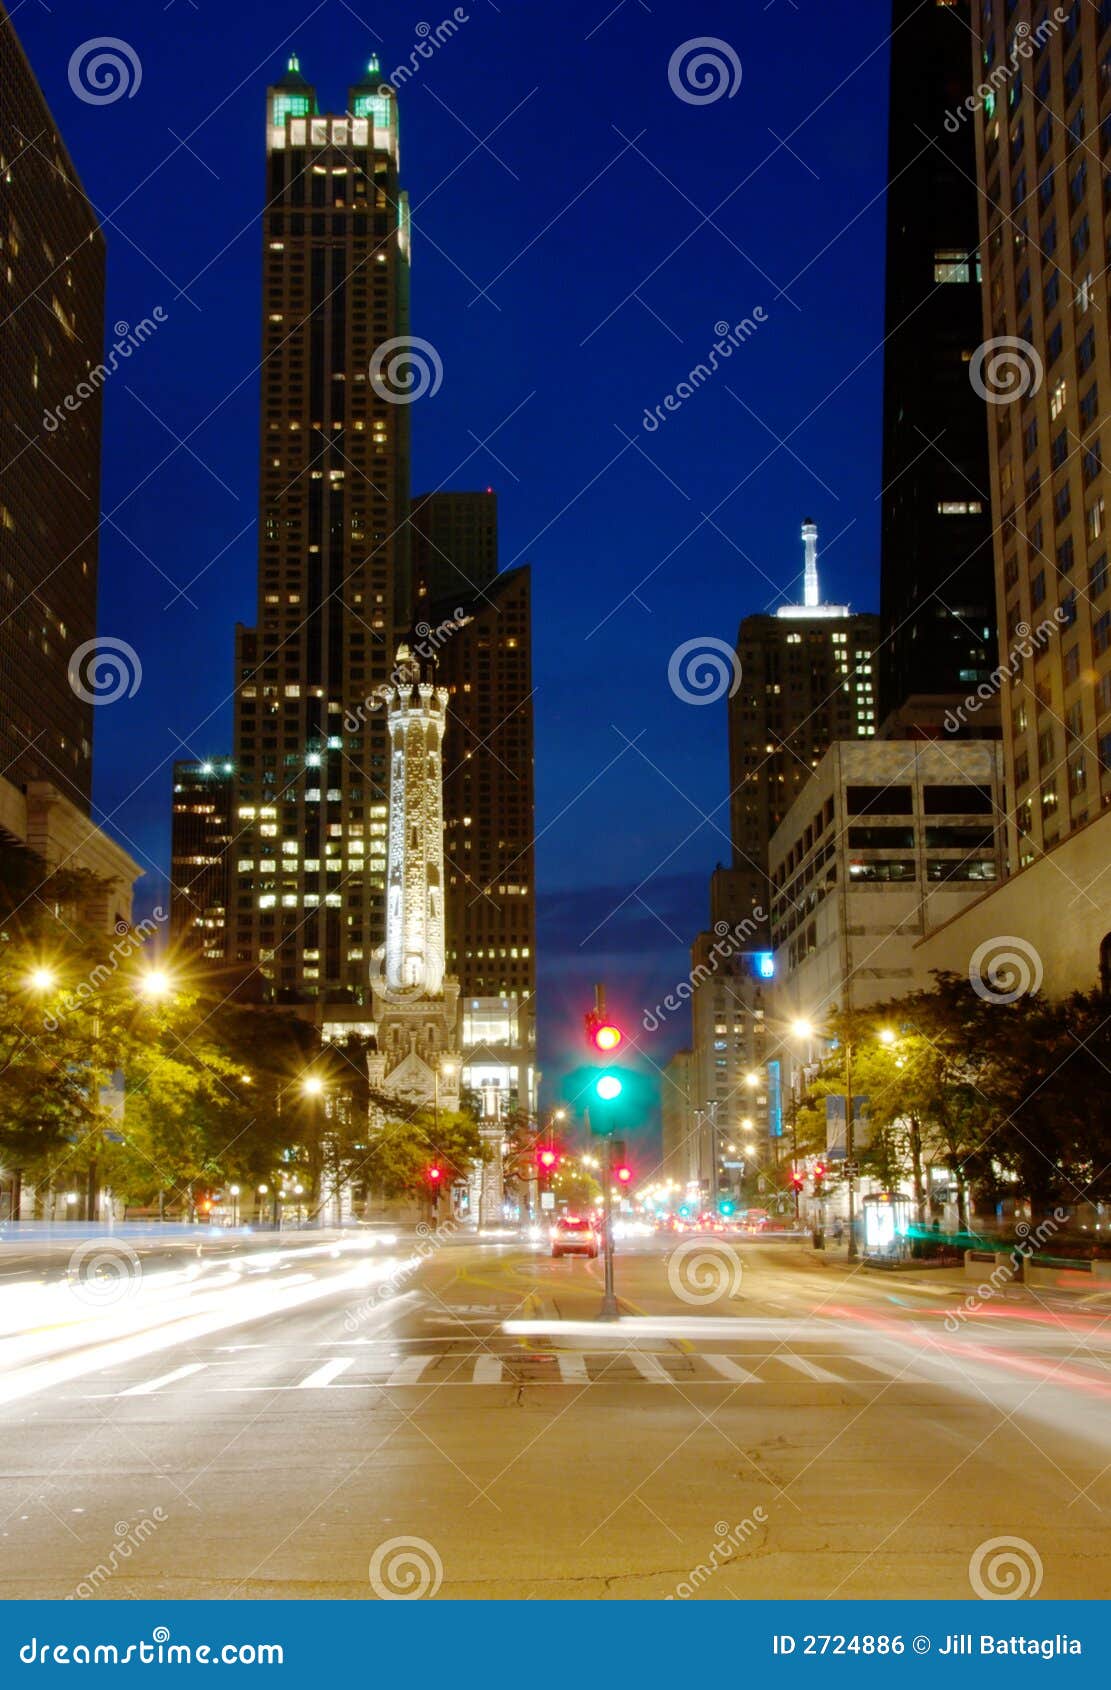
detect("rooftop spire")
(801, 518), (819, 609)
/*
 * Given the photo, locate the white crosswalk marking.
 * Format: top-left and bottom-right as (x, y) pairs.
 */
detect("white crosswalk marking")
(629, 1351), (672, 1383)
(853, 1355), (925, 1385)
(121, 1363), (207, 1397)
(557, 1353), (589, 1384)
(703, 1354), (759, 1384)
(775, 1354), (842, 1383)
(473, 1355), (503, 1383)
(386, 1356), (433, 1385)
(298, 1358), (352, 1389)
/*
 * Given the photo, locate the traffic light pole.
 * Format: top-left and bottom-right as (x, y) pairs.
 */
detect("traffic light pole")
(599, 1141), (619, 1320)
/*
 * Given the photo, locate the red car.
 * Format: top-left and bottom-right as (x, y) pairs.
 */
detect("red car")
(551, 1215), (599, 1259)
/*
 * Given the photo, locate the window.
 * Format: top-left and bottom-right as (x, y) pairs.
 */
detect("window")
(846, 860), (917, 883)
(1050, 377), (1068, 419)
(845, 785), (914, 816)
(847, 826), (916, 849)
(927, 859), (998, 882)
(922, 784), (995, 814)
(924, 826), (995, 849)
(934, 249), (971, 283)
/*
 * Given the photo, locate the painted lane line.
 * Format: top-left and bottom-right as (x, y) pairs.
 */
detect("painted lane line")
(702, 1354), (759, 1383)
(297, 1357), (353, 1389)
(120, 1362), (207, 1397)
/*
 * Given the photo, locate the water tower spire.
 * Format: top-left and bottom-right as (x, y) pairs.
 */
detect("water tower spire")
(801, 517), (820, 609)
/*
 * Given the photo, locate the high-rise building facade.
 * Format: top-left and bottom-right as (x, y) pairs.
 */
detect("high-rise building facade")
(170, 759), (234, 960)
(411, 489), (498, 602)
(728, 523), (879, 937)
(971, 1), (1111, 868)
(229, 57), (411, 999)
(0, 5), (103, 809)
(880, 0), (997, 721)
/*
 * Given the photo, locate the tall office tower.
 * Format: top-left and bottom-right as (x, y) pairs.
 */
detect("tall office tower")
(411, 489), (498, 602)
(880, 0), (997, 722)
(660, 1049), (693, 1187)
(969, 2), (1111, 878)
(428, 567), (536, 1103)
(728, 522), (879, 940)
(170, 759), (234, 961)
(0, 5), (104, 808)
(229, 57), (411, 1000)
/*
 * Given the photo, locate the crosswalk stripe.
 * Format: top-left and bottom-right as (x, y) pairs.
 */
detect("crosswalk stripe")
(473, 1355), (503, 1383)
(629, 1352), (672, 1383)
(853, 1355), (926, 1385)
(298, 1358), (352, 1389)
(775, 1354), (842, 1383)
(703, 1354), (759, 1384)
(121, 1363), (207, 1397)
(557, 1353), (589, 1384)
(386, 1356), (433, 1385)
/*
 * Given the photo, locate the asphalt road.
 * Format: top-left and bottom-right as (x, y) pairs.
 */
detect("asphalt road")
(0, 1230), (1108, 1600)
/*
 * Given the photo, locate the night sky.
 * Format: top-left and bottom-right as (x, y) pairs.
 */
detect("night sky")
(13, 0), (891, 1102)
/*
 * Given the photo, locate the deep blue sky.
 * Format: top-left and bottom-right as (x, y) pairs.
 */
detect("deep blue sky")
(14, 0), (892, 1094)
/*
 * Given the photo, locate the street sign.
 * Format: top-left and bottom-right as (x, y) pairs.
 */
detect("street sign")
(540, 1191), (555, 1211)
(842, 1160), (860, 1178)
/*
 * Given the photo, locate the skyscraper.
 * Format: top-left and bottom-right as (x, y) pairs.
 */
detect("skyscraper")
(880, 0), (997, 722)
(170, 759), (234, 960)
(727, 522), (879, 938)
(411, 489), (498, 602)
(0, 3), (103, 808)
(970, 0), (1110, 870)
(229, 57), (411, 1000)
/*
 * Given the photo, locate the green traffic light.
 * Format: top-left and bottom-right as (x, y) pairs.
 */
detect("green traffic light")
(595, 1073), (622, 1102)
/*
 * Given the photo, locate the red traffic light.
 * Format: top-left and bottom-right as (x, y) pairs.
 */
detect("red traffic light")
(427, 1164), (444, 1184)
(586, 1009), (625, 1054)
(537, 1147), (558, 1171)
(789, 1173), (805, 1193)
(615, 1164), (633, 1185)
(814, 1162), (827, 1181)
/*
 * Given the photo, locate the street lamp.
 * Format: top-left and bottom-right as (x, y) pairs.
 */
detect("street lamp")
(139, 968), (172, 998)
(28, 967), (57, 992)
(301, 1075), (324, 1097)
(229, 1184), (240, 1227)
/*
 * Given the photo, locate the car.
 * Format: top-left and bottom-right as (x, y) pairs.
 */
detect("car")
(551, 1215), (599, 1258)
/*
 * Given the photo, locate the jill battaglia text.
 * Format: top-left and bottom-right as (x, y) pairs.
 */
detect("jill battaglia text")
(772, 1634), (1082, 1658)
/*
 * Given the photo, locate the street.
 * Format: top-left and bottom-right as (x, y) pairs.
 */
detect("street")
(0, 1231), (1107, 1600)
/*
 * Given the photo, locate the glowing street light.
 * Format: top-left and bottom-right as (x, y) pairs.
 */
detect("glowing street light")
(791, 1018), (813, 1039)
(140, 969), (172, 999)
(879, 1027), (897, 1046)
(301, 1075), (324, 1097)
(744, 1071), (760, 1088)
(28, 967), (57, 992)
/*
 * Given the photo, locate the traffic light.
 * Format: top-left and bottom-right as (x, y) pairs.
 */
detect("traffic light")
(537, 1146), (558, 1174)
(615, 1162), (633, 1185)
(789, 1172), (805, 1193)
(719, 1199), (736, 1218)
(426, 1164), (444, 1186)
(585, 996), (628, 1134)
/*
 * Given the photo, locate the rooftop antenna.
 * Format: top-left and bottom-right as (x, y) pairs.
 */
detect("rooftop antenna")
(801, 518), (819, 609)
